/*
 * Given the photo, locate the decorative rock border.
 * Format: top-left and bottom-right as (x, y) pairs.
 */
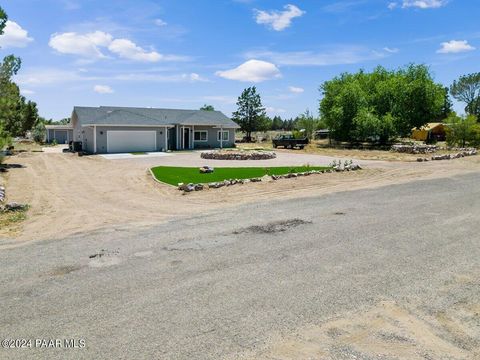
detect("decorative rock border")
(417, 148), (477, 162)
(0, 185), (5, 202)
(177, 163), (362, 192)
(391, 144), (438, 154)
(200, 151), (276, 160)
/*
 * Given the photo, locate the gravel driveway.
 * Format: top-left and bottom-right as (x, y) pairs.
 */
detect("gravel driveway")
(1, 150), (478, 244)
(104, 149), (389, 168)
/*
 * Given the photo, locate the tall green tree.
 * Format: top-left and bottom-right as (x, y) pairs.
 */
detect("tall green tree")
(0, 6), (7, 35)
(232, 86), (266, 142)
(271, 116), (283, 130)
(450, 73), (480, 117)
(0, 56), (29, 136)
(439, 87), (453, 120)
(0, 7), (40, 138)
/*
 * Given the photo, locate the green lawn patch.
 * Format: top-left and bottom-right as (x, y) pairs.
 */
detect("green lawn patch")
(151, 166), (330, 186)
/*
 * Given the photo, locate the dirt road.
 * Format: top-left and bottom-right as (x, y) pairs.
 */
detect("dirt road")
(1, 150), (479, 245)
(1, 173), (479, 359)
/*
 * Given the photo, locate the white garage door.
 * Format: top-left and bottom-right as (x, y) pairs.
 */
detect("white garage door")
(107, 130), (156, 153)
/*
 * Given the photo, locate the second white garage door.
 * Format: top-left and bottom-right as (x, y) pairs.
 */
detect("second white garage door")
(107, 130), (157, 153)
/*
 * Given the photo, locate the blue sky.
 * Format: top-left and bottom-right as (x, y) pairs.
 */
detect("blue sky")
(0, 0), (478, 120)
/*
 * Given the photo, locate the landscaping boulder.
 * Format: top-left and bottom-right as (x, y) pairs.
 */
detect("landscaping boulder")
(178, 183), (195, 192)
(430, 148), (477, 161)
(4, 202), (28, 212)
(391, 144), (438, 154)
(0, 186), (5, 202)
(199, 166), (214, 173)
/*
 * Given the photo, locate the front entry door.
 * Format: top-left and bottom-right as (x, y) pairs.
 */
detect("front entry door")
(168, 127), (176, 150)
(183, 128), (190, 149)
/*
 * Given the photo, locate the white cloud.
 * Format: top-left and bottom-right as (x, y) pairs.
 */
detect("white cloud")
(108, 38), (161, 62)
(383, 47), (399, 53)
(254, 4), (305, 31)
(289, 86), (304, 93)
(15, 68), (88, 85)
(245, 47), (385, 66)
(21, 89), (35, 95)
(93, 84), (114, 94)
(0, 20), (33, 48)
(437, 40), (475, 54)
(402, 0), (447, 9)
(61, 0), (81, 10)
(49, 30), (184, 62)
(181, 72), (208, 82)
(15, 67), (208, 87)
(154, 19), (167, 26)
(202, 95), (236, 104)
(387, 2), (398, 10)
(49, 31), (112, 58)
(265, 106), (286, 114)
(215, 59), (281, 82)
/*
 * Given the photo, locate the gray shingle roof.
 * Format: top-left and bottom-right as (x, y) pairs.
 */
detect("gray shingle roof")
(74, 106), (239, 128)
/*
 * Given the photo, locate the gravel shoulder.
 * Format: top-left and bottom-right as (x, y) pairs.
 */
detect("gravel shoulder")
(0, 150), (479, 246)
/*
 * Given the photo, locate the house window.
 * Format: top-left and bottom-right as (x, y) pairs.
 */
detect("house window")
(217, 130), (229, 142)
(194, 130), (208, 141)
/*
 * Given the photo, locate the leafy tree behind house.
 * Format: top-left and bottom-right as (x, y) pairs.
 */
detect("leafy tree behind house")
(319, 64), (446, 143)
(294, 110), (320, 139)
(200, 104), (215, 111)
(450, 73), (480, 117)
(42, 117), (70, 125)
(232, 86), (266, 142)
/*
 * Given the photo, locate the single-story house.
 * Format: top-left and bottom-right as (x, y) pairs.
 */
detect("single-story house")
(45, 125), (74, 144)
(59, 106), (239, 154)
(411, 122), (447, 142)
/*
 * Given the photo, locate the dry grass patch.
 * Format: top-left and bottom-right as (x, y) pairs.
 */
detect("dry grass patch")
(238, 140), (465, 162)
(11, 140), (43, 152)
(0, 209), (28, 235)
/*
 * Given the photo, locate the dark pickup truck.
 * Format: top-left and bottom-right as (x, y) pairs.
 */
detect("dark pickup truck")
(272, 134), (309, 149)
